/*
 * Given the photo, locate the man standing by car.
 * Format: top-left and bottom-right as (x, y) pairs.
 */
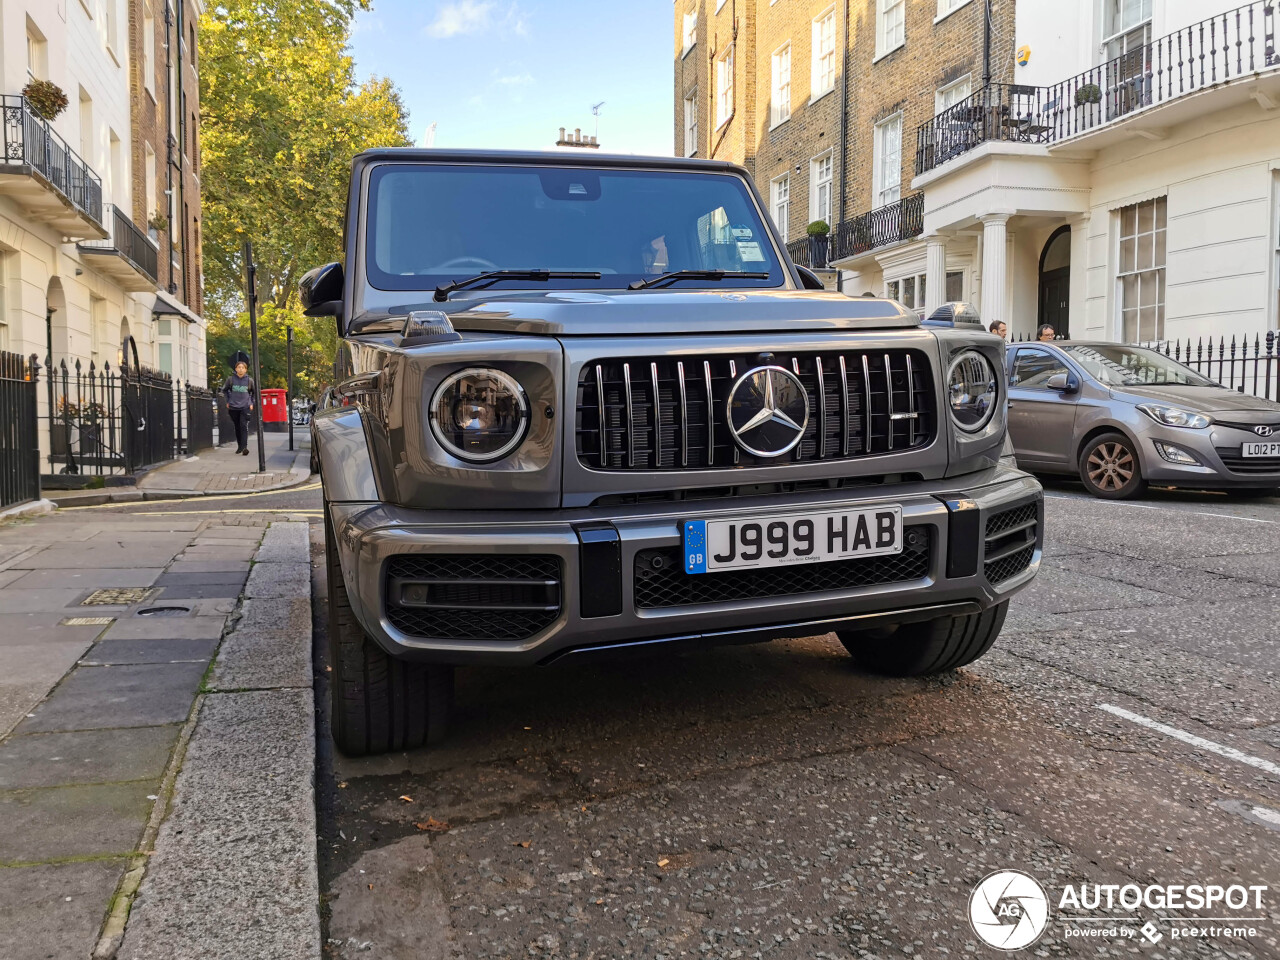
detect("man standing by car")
(989, 321), (1008, 340)
(1037, 323), (1056, 342)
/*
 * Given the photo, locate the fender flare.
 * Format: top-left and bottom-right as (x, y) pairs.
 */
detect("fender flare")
(313, 407), (382, 502)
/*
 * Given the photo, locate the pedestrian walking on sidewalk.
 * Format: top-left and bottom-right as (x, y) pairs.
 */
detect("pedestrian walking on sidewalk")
(221, 351), (257, 456)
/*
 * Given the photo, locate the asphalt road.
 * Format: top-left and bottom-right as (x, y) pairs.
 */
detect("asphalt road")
(80, 479), (1280, 957)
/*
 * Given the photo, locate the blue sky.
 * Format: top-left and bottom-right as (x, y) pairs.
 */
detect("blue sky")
(348, 1), (674, 156)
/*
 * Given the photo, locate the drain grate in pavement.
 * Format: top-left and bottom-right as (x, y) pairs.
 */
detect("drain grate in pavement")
(60, 616), (115, 626)
(82, 588), (153, 606)
(136, 605), (192, 617)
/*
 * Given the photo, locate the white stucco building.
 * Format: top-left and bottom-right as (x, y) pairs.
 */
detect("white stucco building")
(835, 0), (1280, 346)
(0, 0), (205, 390)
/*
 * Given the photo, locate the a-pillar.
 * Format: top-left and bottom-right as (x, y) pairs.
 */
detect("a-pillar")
(924, 236), (947, 317)
(979, 214), (1011, 328)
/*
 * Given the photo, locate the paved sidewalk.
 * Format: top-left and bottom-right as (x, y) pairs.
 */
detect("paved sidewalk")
(0, 507), (318, 960)
(139, 431), (311, 496)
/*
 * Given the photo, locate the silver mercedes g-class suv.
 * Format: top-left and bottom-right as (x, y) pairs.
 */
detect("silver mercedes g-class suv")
(301, 149), (1043, 756)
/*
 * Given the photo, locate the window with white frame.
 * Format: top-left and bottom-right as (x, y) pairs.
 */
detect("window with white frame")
(683, 90), (698, 157)
(716, 48), (734, 128)
(681, 10), (697, 57)
(143, 2), (156, 97)
(935, 74), (971, 114)
(26, 22), (47, 81)
(771, 44), (791, 127)
(886, 273), (926, 315)
(771, 175), (791, 244)
(811, 9), (837, 99)
(876, 0), (905, 58)
(936, 0), (973, 18)
(1117, 196), (1166, 342)
(1103, 0), (1151, 62)
(945, 270), (964, 303)
(810, 154), (833, 228)
(872, 113), (902, 208)
(104, 0), (119, 55)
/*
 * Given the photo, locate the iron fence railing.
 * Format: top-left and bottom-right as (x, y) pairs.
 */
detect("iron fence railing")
(39, 357), (214, 481)
(0, 95), (104, 226)
(0, 351), (40, 509)
(214, 394), (237, 446)
(916, 1), (1279, 175)
(830, 193), (924, 261)
(80, 204), (159, 283)
(785, 235), (831, 269)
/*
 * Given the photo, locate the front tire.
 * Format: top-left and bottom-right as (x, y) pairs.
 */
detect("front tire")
(1078, 432), (1147, 500)
(324, 504), (452, 756)
(837, 602), (1008, 676)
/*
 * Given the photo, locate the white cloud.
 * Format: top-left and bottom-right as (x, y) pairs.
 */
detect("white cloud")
(426, 1), (528, 39)
(493, 71), (534, 86)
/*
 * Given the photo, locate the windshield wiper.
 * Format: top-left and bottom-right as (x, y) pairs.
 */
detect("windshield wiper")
(434, 270), (602, 302)
(628, 270), (769, 291)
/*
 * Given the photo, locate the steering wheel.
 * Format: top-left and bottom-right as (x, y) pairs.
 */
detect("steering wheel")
(435, 256), (499, 273)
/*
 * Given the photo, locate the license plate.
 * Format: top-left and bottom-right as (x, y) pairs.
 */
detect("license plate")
(683, 506), (903, 574)
(1241, 441), (1280, 458)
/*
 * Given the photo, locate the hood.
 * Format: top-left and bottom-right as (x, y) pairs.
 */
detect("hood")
(355, 289), (921, 337)
(1110, 383), (1280, 419)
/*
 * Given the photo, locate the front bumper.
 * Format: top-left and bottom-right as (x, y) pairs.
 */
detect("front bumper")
(328, 465), (1043, 665)
(1137, 423), (1280, 487)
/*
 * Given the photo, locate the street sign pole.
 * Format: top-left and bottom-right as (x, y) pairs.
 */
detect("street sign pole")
(243, 240), (266, 473)
(286, 325), (294, 452)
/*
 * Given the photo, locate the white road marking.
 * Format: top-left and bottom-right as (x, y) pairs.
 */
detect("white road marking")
(1097, 704), (1280, 777)
(1044, 494), (1277, 523)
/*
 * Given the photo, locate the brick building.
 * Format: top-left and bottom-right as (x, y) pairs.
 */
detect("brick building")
(128, 0), (205, 381)
(677, 0), (1280, 344)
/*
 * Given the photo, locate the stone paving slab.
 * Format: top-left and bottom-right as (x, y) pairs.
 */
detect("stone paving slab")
(0, 615), (110, 647)
(0, 726), (181, 789)
(209, 599), (312, 691)
(118, 689), (320, 960)
(153, 583), (246, 601)
(0, 781), (157, 863)
(0, 588), (95, 614)
(254, 522), (311, 563)
(0, 640), (98, 739)
(178, 545), (258, 562)
(154, 570), (249, 587)
(83, 636), (219, 665)
(22, 662), (207, 733)
(6, 568), (165, 590)
(244, 561), (311, 599)
(0, 859), (129, 960)
(104, 617), (228, 641)
(10, 546), (192, 570)
(165, 559), (253, 575)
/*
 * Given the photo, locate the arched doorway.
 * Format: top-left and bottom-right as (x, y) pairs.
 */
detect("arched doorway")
(1038, 226), (1070, 339)
(45, 277), (67, 364)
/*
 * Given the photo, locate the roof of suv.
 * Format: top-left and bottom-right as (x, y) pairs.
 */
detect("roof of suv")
(352, 148), (746, 175)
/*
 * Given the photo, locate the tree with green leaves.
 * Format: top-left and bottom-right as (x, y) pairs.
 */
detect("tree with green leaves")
(200, 0), (411, 392)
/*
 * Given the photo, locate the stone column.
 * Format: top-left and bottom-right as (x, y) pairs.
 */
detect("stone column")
(924, 237), (947, 317)
(980, 214), (1011, 328)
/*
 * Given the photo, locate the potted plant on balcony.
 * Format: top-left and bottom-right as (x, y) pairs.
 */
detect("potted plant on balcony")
(1074, 83), (1102, 124)
(148, 214), (168, 241)
(22, 79), (68, 121)
(806, 220), (830, 269)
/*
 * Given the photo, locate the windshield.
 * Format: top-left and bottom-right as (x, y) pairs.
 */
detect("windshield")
(364, 163), (787, 292)
(1061, 344), (1219, 387)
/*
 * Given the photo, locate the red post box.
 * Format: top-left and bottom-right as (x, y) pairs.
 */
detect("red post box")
(261, 388), (288, 431)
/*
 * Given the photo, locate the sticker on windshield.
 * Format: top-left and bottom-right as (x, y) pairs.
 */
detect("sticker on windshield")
(737, 241), (766, 262)
(732, 226), (754, 239)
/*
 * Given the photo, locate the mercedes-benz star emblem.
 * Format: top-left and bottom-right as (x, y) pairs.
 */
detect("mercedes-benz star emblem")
(726, 365), (809, 457)
(1255, 424), (1275, 437)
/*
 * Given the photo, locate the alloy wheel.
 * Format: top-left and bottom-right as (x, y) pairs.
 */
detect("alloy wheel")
(1086, 441), (1135, 492)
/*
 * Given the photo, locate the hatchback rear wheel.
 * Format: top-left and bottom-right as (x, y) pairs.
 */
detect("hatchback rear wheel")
(1079, 432), (1146, 500)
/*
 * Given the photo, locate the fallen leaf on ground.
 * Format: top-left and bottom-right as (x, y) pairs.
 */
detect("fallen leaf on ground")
(414, 817), (450, 833)
(657, 858), (670, 868)
(595, 899), (604, 905)
(512, 840), (530, 848)
(398, 795), (413, 802)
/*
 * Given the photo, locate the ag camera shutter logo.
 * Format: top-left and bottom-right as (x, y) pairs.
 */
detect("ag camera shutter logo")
(969, 869), (1050, 951)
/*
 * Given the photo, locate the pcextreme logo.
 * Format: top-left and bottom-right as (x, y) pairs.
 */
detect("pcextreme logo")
(969, 870), (1269, 950)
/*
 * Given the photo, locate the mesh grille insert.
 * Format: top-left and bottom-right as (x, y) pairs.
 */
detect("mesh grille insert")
(633, 529), (932, 609)
(385, 555), (562, 641)
(984, 502), (1038, 586)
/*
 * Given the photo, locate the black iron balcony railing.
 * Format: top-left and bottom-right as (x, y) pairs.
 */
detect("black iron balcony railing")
(916, 0), (1279, 176)
(0, 94), (104, 226)
(81, 204), (159, 283)
(829, 193), (923, 261)
(785, 235), (833, 269)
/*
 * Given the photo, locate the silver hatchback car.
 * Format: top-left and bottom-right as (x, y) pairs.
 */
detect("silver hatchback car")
(1005, 341), (1280, 498)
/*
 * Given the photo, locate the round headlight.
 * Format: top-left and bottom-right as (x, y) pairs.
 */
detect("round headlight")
(947, 351), (998, 433)
(429, 367), (530, 462)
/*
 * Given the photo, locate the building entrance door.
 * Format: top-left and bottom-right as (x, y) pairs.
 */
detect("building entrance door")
(1038, 226), (1071, 338)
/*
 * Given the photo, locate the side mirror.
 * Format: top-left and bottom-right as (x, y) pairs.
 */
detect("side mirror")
(795, 265), (826, 290)
(300, 262), (344, 326)
(1046, 372), (1079, 393)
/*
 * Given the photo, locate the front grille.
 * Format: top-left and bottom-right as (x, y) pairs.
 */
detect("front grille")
(633, 529), (932, 609)
(577, 349), (934, 471)
(385, 555), (562, 641)
(591, 473), (924, 507)
(1215, 448), (1280, 475)
(984, 502), (1038, 586)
